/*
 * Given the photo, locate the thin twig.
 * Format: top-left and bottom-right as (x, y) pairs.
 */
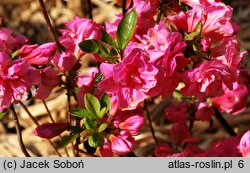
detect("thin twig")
(10, 105), (31, 157)
(42, 100), (70, 157)
(122, 0), (127, 16)
(19, 101), (62, 157)
(38, 0), (64, 52)
(144, 101), (159, 145)
(87, 0), (93, 19)
(156, 0), (164, 23)
(213, 107), (236, 136)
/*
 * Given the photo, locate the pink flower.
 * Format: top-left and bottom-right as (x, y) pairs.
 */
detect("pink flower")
(181, 60), (237, 100)
(164, 102), (187, 122)
(211, 83), (248, 115)
(210, 37), (248, 75)
(18, 43), (57, 66)
(126, 22), (188, 97)
(203, 135), (242, 157)
(239, 131), (250, 157)
(180, 0), (219, 8)
(100, 138), (113, 157)
(98, 49), (160, 110)
(59, 17), (103, 58)
(112, 109), (144, 135)
(35, 66), (61, 100)
(52, 51), (77, 72)
(109, 133), (135, 155)
(195, 102), (214, 121)
(170, 122), (199, 145)
(168, 2), (239, 47)
(76, 67), (99, 107)
(0, 27), (28, 54)
(33, 122), (69, 139)
(0, 52), (40, 110)
(154, 144), (173, 157)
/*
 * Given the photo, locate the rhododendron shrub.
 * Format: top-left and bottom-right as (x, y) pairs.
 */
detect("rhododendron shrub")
(0, 0), (249, 157)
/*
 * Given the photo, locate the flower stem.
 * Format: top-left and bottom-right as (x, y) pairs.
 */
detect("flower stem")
(19, 101), (62, 157)
(10, 105), (31, 157)
(38, 0), (65, 52)
(87, 0), (93, 19)
(144, 101), (159, 145)
(42, 100), (70, 157)
(122, 0), (127, 16)
(213, 107), (236, 136)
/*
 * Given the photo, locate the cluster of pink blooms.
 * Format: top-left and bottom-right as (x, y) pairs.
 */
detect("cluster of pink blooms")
(1, 0), (249, 157)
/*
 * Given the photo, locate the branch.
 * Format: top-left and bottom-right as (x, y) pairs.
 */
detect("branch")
(87, 0), (93, 19)
(213, 107), (236, 136)
(10, 105), (31, 157)
(122, 0), (127, 16)
(144, 101), (159, 145)
(38, 0), (65, 52)
(19, 101), (62, 157)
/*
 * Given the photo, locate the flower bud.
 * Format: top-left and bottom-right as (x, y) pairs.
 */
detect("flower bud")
(33, 122), (69, 139)
(239, 131), (250, 157)
(52, 51), (77, 72)
(109, 134), (133, 155)
(154, 144), (173, 157)
(19, 42), (57, 66)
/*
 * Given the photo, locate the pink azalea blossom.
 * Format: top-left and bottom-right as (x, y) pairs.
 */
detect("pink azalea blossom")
(202, 135), (242, 157)
(98, 49), (161, 110)
(18, 43), (57, 66)
(33, 122), (69, 139)
(164, 102), (187, 122)
(211, 82), (248, 115)
(181, 60), (237, 100)
(170, 122), (199, 145)
(126, 22), (188, 97)
(0, 52), (40, 110)
(52, 51), (77, 72)
(210, 36), (248, 75)
(112, 109), (144, 135)
(195, 102), (214, 121)
(168, 2), (239, 47)
(0, 27), (28, 55)
(59, 17), (103, 58)
(109, 133), (136, 155)
(76, 67), (99, 107)
(100, 138), (113, 157)
(154, 143), (173, 157)
(35, 66), (61, 100)
(180, 0), (221, 8)
(239, 131), (250, 157)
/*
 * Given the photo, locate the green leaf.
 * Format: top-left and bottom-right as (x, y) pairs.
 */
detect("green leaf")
(116, 9), (137, 50)
(78, 39), (110, 57)
(184, 31), (200, 41)
(69, 126), (83, 134)
(83, 118), (97, 129)
(101, 30), (117, 47)
(88, 133), (104, 148)
(0, 111), (7, 120)
(98, 123), (108, 133)
(100, 93), (110, 112)
(185, 22), (202, 41)
(57, 133), (79, 149)
(70, 108), (94, 119)
(84, 93), (101, 117)
(10, 50), (19, 59)
(98, 107), (106, 119)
